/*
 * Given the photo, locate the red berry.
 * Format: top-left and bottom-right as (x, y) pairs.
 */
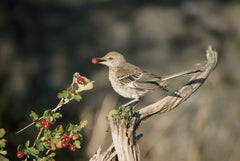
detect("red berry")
(69, 144), (75, 151)
(64, 135), (70, 142)
(91, 57), (98, 64)
(17, 151), (23, 158)
(45, 141), (50, 147)
(42, 121), (50, 129)
(71, 134), (79, 141)
(77, 77), (84, 84)
(1, 138), (7, 143)
(40, 119), (46, 126)
(61, 141), (67, 148)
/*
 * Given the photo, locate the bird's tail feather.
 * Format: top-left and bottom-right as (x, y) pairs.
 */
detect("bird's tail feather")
(161, 69), (201, 81)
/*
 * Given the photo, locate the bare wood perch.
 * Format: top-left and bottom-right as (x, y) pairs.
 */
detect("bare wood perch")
(138, 46), (217, 121)
(90, 46), (218, 161)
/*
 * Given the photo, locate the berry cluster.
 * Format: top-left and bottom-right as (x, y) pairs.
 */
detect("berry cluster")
(45, 134), (77, 151)
(16, 119), (87, 160)
(59, 134), (78, 151)
(40, 119), (50, 130)
(15, 73), (91, 160)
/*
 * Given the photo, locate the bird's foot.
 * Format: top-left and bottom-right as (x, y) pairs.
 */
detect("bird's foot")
(120, 98), (139, 108)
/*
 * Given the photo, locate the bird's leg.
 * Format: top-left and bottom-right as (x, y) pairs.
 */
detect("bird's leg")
(121, 98), (140, 108)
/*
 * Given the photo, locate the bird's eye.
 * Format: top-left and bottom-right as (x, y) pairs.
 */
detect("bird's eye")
(108, 57), (113, 60)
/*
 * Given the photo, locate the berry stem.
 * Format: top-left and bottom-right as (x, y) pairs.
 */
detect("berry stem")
(45, 149), (51, 156)
(33, 128), (43, 147)
(16, 98), (67, 134)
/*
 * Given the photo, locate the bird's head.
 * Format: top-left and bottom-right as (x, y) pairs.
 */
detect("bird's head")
(97, 51), (126, 67)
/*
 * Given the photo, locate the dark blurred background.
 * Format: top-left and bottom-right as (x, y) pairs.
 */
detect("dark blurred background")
(0, 0), (240, 161)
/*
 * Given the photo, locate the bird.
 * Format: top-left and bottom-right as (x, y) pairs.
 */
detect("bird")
(97, 51), (201, 107)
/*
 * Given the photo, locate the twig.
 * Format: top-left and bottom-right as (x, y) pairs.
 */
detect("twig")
(16, 77), (94, 134)
(33, 128), (44, 147)
(45, 149), (51, 157)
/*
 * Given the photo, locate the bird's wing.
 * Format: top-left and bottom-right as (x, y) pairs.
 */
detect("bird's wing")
(135, 72), (168, 91)
(117, 65), (168, 91)
(116, 64), (142, 86)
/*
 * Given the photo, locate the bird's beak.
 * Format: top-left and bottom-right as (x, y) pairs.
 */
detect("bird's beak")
(97, 57), (106, 64)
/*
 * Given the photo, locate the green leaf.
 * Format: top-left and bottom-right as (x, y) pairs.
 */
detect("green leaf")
(54, 113), (62, 119)
(69, 85), (74, 92)
(35, 140), (45, 152)
(30, 111), (39, 122)
(78, 133), (82, 138)
(48, 152), (56, 158)
(113, 115), (122, 119)
(49, 116), (54, 123)
(119, 106), (124, 111)
(0, 128), (6, 138)
(55, 125), (64, 134)
(71, 124), (80, 133)
(60, 91), (69, 98)
(124, 107), (131, 113)
(35, 139), (40, 144)
(73, 140), (81, 149)
(106, 110), (119, 120)
(35, 122), (42, 128)
(0, 140), (6, 148)
(64, 98), (70, 103)
(17, 144), (23, 151)
(40, 158), (47, 161)
(50, 141), (55, 148)
(44, 130), (52, 140)
(37, 143), (45, 152)
(25, 140), (30, 148)
(66, 123), (73, 132)
(0, 150), (7, 155)
(71, 93), (82, 101)
(28, 147), (39, 155)
(51, 138), (59, 144)
(43, 110), (51, 119)
(79, 119), (88, 128)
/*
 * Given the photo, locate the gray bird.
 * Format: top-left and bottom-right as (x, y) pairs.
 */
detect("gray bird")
(97, 51), (200, 107)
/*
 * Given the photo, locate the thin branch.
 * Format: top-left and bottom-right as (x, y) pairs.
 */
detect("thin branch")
(16, 78), (94, 134)
(33, 128), (44, 147)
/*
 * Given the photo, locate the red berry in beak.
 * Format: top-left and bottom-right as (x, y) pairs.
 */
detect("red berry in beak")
(91, 57), (98, 64)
